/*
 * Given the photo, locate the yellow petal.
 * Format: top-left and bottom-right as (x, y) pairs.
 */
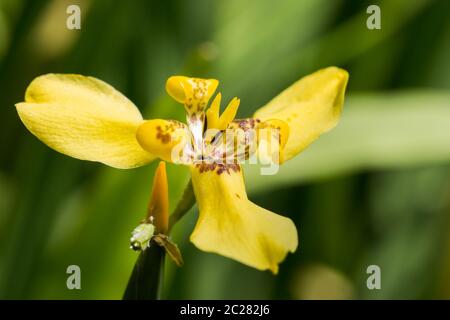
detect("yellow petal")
(254, 67), (349, 162)
(166, 76), (218, 114)
(206, 93), (222, 130)
(136, 119), (192, 164)
(255, 118), (290, 164)
(15, 74), (154, 169)
(207, 95), (240, 131)
(190, 164), (298, 273)
(218, 97), (240, 130)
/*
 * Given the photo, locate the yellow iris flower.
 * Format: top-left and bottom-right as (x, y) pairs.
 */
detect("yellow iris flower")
(15, 67), (348, 274)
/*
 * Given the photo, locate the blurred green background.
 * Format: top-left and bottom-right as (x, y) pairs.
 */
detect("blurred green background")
(1, 0), (450, 299)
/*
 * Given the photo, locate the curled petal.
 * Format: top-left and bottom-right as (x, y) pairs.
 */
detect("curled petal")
(136, 119), (192, 164)
(166, 76), (218, 114)
(254, 67), (349, 162)
(15, 74), (154, 169)
(222, 118), (289, 164)
(189, 164), (298, 274)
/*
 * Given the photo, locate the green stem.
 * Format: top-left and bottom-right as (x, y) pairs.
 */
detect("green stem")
(168, 179), (196, 232)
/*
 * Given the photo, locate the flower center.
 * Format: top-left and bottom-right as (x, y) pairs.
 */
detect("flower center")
(165, 76), (245, 164)
(140, 75), (290, 168)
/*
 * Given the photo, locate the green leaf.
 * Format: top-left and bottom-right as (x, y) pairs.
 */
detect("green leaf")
(245, 91), (450, 193)
(123, 243), (165, 300)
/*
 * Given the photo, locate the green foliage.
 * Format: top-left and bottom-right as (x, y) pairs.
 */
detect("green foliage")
(245, 91), (450, 192)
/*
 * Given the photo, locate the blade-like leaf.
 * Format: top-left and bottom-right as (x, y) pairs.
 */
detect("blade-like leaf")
(123, 243), (165, 300)
(246, 91), (450, 193)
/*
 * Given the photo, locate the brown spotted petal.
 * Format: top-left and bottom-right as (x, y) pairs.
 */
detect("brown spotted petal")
(166, 76), (218, 114)
(211, 118), (289, 164)
(136, 119), (193, 164)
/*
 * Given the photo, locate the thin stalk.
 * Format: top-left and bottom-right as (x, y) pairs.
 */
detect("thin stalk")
(168, 179), (196, 232)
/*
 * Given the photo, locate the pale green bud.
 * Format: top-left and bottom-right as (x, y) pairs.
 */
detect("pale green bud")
(130, 223), (155, 251)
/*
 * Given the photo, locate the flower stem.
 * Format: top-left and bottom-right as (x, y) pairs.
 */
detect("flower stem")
(168, 179), (196, 232)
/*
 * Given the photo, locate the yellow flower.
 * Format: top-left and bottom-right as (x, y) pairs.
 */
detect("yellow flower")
(15, 67), (348, 274)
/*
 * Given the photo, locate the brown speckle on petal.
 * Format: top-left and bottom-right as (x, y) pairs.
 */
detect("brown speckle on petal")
(195, 162), (241, 175)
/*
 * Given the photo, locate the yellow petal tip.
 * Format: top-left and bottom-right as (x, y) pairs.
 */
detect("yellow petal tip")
(166, 76), (189, 104)
(166, 75), (219, 113)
